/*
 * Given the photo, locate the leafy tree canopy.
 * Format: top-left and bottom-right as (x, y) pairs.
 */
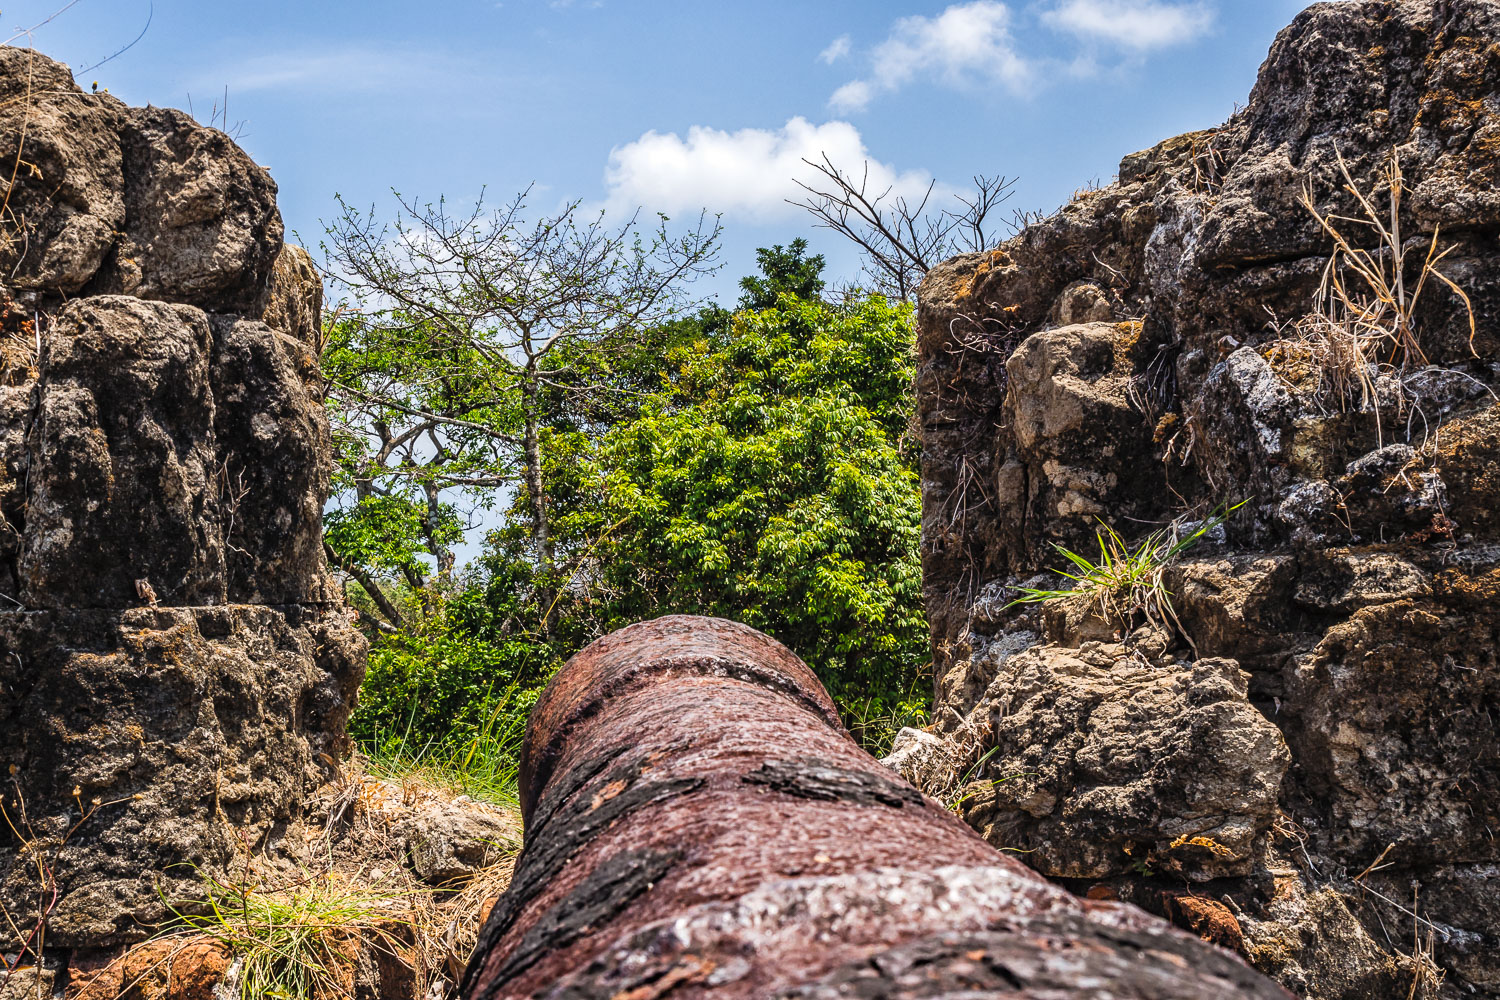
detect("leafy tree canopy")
(737, 238), (826, 311)
(583, 293), (927, 707)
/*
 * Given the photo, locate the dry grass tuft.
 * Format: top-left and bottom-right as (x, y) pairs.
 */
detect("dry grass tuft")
(426, 856), (517, 989)
(1267, 148), (1478, 444)
(158, 868), (417, 1000)
(74, 760), (526, 1000)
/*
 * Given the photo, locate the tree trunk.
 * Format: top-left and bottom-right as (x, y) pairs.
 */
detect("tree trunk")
(521, 371), (555, 573)
(422, 480), (456, 578)
(324, 542), (405, 627)
(521, 367), (559, 635)
(401, 563), (430, 607)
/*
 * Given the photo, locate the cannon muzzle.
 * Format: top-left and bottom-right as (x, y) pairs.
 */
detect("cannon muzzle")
(462, 615), (1288, 999)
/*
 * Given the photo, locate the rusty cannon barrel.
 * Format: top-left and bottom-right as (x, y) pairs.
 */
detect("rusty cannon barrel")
(461, 616), (1289, 999)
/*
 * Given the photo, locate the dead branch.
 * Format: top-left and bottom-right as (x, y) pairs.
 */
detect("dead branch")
(791, 154), (1016, 300)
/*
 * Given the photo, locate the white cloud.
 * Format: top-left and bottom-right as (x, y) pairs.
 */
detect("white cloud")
(603, 117), (942, 222)
(220, 50), (382, 93)
(829, 1), (1030, 113)
(819, 34), (852, 64)
(829, 79), (873, 111)
(1043, 0), (1214, 50)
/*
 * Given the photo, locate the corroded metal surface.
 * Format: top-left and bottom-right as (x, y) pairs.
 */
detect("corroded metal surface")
(462, 615), (1290, 999)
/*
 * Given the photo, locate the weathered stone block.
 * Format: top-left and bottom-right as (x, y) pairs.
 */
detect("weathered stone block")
(0, 605), (363, 947)
(961, 643), (1289, 881)
(20, 297), (223, 608)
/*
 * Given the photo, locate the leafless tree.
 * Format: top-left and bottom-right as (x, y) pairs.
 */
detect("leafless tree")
(792, 154), (1017, 300)
(320, 188), (720, 623)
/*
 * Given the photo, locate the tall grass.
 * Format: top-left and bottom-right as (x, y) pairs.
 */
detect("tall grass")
(358, 685), (527, 811)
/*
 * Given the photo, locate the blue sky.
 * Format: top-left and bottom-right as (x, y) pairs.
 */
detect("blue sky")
(8, 0), (1314, 301)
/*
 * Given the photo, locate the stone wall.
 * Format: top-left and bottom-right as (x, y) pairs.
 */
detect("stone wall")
(0, 47), (364, 950)
(910, 2), (1500, 997)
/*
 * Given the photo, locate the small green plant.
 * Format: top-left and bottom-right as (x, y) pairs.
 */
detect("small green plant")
(163, 869), (414, 1000)
(840, 671), (932, 757)
(1006, 503), (1245, 642)
(944, 746), (1000, 812)
(948, 766), (1040, 814)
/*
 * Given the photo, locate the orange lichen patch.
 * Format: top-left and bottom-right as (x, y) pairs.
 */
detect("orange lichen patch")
(1168, 834), (1236, 858)
(1434, 565), (1500, 612)
(1110, 320), (1143, 372)
(1152, 412), (1179, 444)
(1469, 120), (1500, 174)
(1415, 90), (1497, 134)
(1260, 340), (1321, 395)
(1415, 32), (1500, 148)
(0, 293), (35, 384)
(1423, 33), (1499, 78)
(1162, 892), (1246, 956)
(71, 936), (230, 1000)
(956, 248), (1013, 300)
(1405, 513), (1457, 545)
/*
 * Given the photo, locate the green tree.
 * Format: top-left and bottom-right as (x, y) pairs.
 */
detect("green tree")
(737, 238), (826, 310)
(583, 293), (929, 720)
(339, 240), (930, 760)
(319, 190), (719, 625)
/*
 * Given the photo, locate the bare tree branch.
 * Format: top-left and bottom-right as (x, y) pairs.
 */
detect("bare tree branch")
(791, 156), (1016, 300)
